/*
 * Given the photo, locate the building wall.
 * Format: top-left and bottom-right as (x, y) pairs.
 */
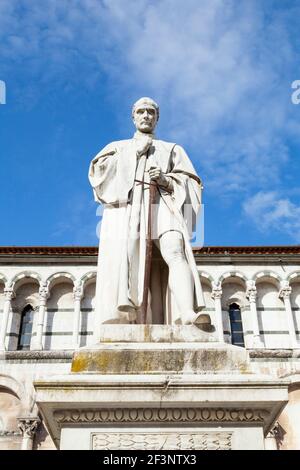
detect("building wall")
(0, 254), (300, 449)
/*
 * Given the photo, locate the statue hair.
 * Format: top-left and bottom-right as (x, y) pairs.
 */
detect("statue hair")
(132, 97), (159, 121)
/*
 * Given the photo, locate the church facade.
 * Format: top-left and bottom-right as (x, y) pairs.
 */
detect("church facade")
(0, 245), (299, 450)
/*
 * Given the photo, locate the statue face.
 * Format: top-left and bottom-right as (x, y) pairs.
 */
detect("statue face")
(133, 104), (158, 133)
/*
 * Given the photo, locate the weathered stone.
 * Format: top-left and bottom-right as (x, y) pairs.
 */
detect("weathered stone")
(71, 342), (250, 374)
(97, 324), (217, 343)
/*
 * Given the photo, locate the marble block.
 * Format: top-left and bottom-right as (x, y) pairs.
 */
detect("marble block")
(34, 324), (289, 450)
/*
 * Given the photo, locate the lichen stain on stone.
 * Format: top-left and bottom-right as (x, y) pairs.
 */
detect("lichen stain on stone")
(91, 350), (112, 372)
(238, 362), (251, 374)
(189, 350), (249, 372)
(144, 325), (151, 343)
(101, 337), (113, 343)
(71, 349), (187, 374)
(190, 350), (226, 371)
(71, 347), (250, 374)
(71, 352), (91, 372)
(169, 329), (175, 343)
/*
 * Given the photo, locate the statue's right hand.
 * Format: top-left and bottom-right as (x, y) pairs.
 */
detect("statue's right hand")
(135, 136), (153, 157)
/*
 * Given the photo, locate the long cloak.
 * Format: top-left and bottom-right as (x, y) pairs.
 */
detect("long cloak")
(88, 136), (205, 325)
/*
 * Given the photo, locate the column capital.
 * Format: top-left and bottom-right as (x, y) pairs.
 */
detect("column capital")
(211, 283), (222, 299)
(17, 416), (40, 439)
(279, 280), (292, 299)
(268, 421), (284, 448)
(73, 284), (84, 302)
(4, 286), (15, 301)
(39, 283), (49, 302)
(246, 280), (257, 301)
(268, 421), (280, 439)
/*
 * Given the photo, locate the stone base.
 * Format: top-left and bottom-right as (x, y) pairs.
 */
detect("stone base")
(72, 342), (250, 374)
(34, 325), (289, 450)
(96, 324), (218, 343)
(72, 325), (248, 374)
(61, 425), (263, 450)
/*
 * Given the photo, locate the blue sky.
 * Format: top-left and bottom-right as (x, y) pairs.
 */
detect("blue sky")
(1, 0), (300, 247)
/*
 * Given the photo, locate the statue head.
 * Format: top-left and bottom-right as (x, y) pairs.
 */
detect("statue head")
(132, 97), (159, 134)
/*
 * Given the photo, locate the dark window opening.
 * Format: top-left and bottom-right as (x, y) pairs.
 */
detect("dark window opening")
(17, 305), (34, 351)
(229, 303), (245, 347)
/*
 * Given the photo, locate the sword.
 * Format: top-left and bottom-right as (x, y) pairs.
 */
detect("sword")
(134, 179), (172, 194)
(138, 178), (157, 324)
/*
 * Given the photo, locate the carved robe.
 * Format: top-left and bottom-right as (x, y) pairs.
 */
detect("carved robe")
(88, 133), (205, 325)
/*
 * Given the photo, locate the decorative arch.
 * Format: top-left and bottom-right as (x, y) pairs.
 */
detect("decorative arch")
(0, 274), (7, 285)
(223, 295), (247, 309)
(79, 271), (97, 288)
(199, 271), (214, 286)
(218, 271), (248, 285)
(219, 272), (248, 310)
(46, 272), (76, 291)
(0, 374), (26, 402)
(287, 271), (300, 283)
(11, 271), (41, 291)
(255, 271), (284, 332)
(16, 297), (39, 313)
(252, 270), (282, 283)
(10, 274), (40, 314)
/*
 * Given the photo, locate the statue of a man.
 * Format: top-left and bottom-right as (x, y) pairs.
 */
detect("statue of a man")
(89, 97), (208, 328)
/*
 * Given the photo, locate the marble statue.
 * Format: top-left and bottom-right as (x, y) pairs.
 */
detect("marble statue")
(89, 97), (209, 326)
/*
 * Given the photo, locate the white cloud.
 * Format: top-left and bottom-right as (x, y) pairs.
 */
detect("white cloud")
(243, 191), (300, 242)
(1, 0), (299, 199)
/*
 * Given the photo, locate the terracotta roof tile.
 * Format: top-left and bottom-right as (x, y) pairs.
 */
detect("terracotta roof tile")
(0, 246), (299, 256)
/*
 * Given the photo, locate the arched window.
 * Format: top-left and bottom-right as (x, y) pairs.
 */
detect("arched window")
(17, 305), (34, 350)
(229, 303), (245, 347)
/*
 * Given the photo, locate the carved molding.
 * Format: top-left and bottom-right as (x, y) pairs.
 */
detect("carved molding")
(246, 281), (257, 302)
(267, 421), (285, 449)
(0, 430), (22, 437)
(268, 421), (280, 439)
(53, 407), (269, 426)
(5, 349), (300, 361)
(249, 349), (300, 358)
(39, 284), (49, 303)
(73, 285), (84, 302)
(279, 287), (292, 300)
(17, 417), (40, 439)
(4, 287), (15, 302)
(211, 284), (222, 300)
(247, 291), (257, 303)
(92, 431), (233, 450)
(3, 350), (73, 360)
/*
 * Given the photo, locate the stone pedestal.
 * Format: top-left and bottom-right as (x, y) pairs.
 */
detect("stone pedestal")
(34, 325), (289, 450)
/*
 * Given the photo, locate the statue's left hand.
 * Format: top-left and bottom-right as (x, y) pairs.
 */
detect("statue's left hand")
(149, 166), (168, 187)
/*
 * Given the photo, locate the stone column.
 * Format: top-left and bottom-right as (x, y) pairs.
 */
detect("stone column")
(0, 286), (15, 351)
(279, 281), (298, 348)
(17, 417), (40, 450)
(35, 284), (49, 351)
(211, 283), (224, 342)
(73, 284), (84, 348)
(246, 280), (264, 348)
